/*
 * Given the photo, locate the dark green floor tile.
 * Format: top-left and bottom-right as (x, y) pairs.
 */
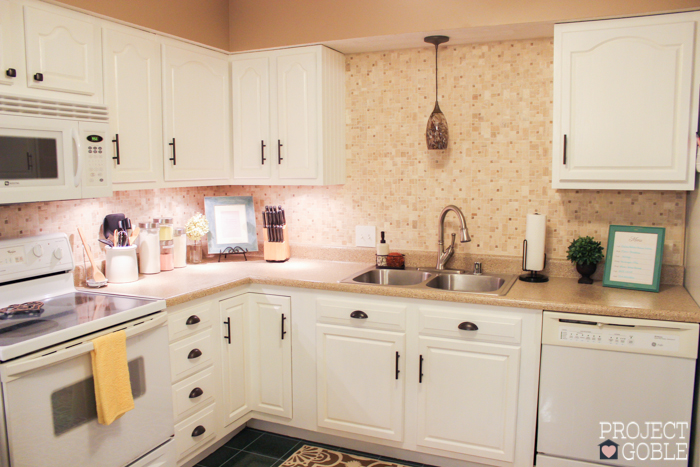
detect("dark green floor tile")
(222, 451), (278, 467)
(245, 433), (301, 458)
(225, 428), (264, 450)
(198, 446), (239, 467)
(379, 456), (424, 467)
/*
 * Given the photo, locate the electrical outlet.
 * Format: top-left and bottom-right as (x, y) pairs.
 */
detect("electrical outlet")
(355, 226), (377, 248)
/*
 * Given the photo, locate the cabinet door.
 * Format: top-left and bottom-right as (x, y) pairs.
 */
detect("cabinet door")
(0, 0), (23, 88)
(276, 51), (318, 180)
(220, 295), (249, 427)
(316, 324), (405, 441)
(162, 44), (230, 182)
(231, 57), (271, 179)
(248, 294), (292, 418)
(416, 336), (520, 462)
(23, 5), (101, 96)
(554, 15), (697, 189)
(103, 27), (162, 184)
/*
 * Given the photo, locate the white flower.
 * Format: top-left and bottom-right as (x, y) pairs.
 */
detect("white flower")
(185, 213), (209, 240)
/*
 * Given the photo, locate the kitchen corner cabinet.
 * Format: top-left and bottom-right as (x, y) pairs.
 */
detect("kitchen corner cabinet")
(103, 26), (163, 185)
(231, 45), (345, 185)
(162, 41), (230, 184)
(553, 11), (700, 190)
(220, 295), (249, 427)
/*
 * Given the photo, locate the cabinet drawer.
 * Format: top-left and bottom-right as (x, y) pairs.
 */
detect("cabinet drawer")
(168, 302), (213, 342)
(316, 297), (406, 331)
(175, 404), (217, 460)
(172, 367), (216, 422)
(170, 329), (213, 383)
(418, 306), (522, 345)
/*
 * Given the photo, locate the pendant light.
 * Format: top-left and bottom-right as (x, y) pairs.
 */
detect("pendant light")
(424, 35), (450, 150)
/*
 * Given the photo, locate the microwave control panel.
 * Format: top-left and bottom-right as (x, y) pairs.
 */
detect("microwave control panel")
(79, 122), (111, 198)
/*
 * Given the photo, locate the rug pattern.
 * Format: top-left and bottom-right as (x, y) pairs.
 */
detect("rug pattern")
(280, 445), (409, 467)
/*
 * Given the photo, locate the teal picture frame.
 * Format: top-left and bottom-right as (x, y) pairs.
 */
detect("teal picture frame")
(204, 196), (258, 253)
(602, 225), (665, 292)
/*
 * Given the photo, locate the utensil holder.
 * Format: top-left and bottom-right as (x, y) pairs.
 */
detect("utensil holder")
(264, 226), (290, 262)
(105, 245), (139, 283)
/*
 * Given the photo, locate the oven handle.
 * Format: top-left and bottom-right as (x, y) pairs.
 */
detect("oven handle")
(2, 312), (167, 382)
(72, 128), (82, 188)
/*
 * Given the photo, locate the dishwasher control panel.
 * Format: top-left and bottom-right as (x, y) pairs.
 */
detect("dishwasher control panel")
(558, 326), (680, 352)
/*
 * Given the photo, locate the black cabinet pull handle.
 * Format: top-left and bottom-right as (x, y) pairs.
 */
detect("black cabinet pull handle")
(223, 317), (231, 344)
(350, 310), (368, 319)
(187, 348), (202, 359)
(278, 139), (283, 164)
(562, 134), (567, 165)
(6, 68), (16, 78)
(189, 387), (204, 399)
(112, 134), (120, 165)
(419, 355), (424, 383)
(169, 138), (176, 165)
(395, 351), (400, 380)
(191, 425), (206, 437)
(261, 140), (266, 165)
(458, 321), (479, 331)
(26, 152), (32, 171)
(281, 314), (287, 340)
(186, 315), (200, 326)
(33, 72), (43, 82)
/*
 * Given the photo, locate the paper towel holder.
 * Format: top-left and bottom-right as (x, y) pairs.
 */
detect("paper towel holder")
(519, 239), (549, 282)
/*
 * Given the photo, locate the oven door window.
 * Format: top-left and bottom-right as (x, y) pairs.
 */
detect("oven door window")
(0, 135), (59, 180)
(51, 357), (146, 436)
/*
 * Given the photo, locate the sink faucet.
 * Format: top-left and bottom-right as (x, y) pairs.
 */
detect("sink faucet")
(436, 205), (471, 270)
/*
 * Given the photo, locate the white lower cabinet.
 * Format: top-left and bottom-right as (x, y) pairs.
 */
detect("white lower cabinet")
(220, 294), (249, 427)
(316, 324), (405, 441)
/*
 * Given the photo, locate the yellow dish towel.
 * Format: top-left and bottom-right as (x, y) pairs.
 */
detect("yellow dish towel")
(91, 330), (134, 425)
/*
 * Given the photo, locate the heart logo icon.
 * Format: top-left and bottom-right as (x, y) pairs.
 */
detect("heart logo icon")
(601, 445), (617, 458)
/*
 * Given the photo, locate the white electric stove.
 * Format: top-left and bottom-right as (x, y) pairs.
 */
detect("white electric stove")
(0, 233), (175, 467)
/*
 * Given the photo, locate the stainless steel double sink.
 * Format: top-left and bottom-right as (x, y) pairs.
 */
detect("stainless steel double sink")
(340, 267), (517, 296)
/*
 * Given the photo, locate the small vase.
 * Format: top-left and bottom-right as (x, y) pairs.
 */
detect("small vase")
(187, 239), (203, 264)
(576, 263), (597, 284)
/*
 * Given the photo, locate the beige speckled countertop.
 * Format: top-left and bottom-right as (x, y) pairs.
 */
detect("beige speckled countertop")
(94, 258), (700, 323)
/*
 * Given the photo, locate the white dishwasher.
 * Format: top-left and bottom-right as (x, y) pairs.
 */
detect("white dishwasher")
(537, 311), (699, 467)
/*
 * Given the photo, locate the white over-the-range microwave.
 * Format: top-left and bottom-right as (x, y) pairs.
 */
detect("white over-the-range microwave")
(0, 94), (112, 204)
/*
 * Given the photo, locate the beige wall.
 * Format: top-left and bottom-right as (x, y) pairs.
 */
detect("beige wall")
(57, 0), (230, 49)
(229, 0), (700, 51)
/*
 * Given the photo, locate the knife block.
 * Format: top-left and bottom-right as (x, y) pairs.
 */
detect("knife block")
(263, 225), (290, 262)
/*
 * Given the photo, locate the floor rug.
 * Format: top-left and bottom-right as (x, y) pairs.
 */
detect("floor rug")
(280, 445), (410, 467)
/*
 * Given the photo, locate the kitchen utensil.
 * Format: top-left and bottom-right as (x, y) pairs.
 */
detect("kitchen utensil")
(128, 225), (140, 246)
(116, 229), (129, 247)
(99, 238), (114, 248)
(103, 214), (126, 240)
(77, 227), (108, 287)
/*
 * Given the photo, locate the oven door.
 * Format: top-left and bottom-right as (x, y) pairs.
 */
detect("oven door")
(0, 114), (81, 204)
(0, 312), (173, 467)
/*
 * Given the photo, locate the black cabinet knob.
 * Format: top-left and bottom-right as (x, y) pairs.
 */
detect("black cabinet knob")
(189, 387), (204, 399)
(6, 68), (16, 78)
(191, 425), (206, 437)
(33, 73), (43, 82)
(458, 321), (479, 331)
(187, 348), (202, 359)
(350, 310), (368, 319)
(186, 315), (201, 325)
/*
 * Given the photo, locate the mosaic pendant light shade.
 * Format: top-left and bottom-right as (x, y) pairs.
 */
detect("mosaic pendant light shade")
(425, 35), (450, 150)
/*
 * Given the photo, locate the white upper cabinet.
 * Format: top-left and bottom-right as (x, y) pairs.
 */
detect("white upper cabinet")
(162, 42), (230, 184)
(102, 26), (162, 185)
(0, 0), (23, 88)
(230, 45), (345, 186)
(23, 4), (102, 99)
(553, 12), (700, 190)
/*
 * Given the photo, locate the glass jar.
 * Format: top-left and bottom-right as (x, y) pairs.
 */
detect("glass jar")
(153, 217), (174, 241)
(173, 228), (187, 268)
(138, 222), (160, 274)
(160, 240), (174, 271)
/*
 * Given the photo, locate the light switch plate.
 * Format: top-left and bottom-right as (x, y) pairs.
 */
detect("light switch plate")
(355, 226), (376, 248)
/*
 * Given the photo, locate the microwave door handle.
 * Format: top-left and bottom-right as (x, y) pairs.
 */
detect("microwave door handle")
(1, 312), (167, 382)
(72, 128), (82, 187)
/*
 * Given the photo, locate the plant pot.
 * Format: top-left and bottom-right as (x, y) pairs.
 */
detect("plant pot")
(576, 262), (597, 284)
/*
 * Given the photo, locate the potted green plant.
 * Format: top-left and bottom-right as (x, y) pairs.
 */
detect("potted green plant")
(566, 236), (605, 284)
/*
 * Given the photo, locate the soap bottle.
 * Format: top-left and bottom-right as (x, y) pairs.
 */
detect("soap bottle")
(377, 231), (389, 256)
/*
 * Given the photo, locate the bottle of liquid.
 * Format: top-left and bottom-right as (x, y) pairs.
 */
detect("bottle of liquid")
(377, 231), (389, 256)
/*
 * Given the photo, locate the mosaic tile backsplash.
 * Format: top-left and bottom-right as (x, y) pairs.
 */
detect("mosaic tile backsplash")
(0, 38), (688, 272)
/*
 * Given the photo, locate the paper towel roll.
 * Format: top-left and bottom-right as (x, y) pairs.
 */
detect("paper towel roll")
(525, 213), (546, 271)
